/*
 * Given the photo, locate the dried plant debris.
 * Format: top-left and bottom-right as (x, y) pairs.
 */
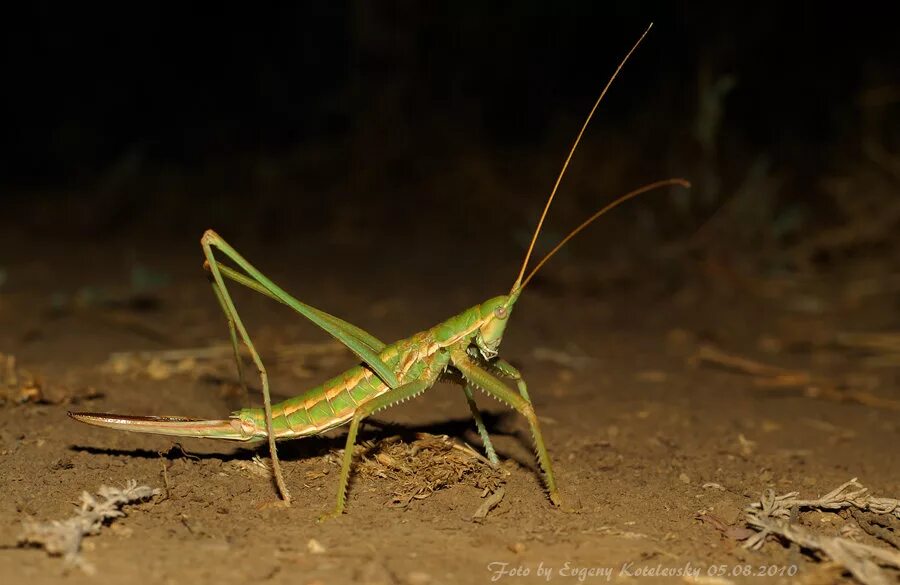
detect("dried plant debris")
(843, 274), (900, 306)
(0, 352), (101, 406)
(356, 433), (504, 508)
(272, 341), (349, 378)
(744, 478), (900, 585)
(0, 352), (40, 404)
(787, 196), (900, 269)
(689, 343), (900, 411)
(531, 346), (595, 370)
(18, 480), (160, 574)
(472, 487), (506, 521)
(835, 332), (900, 368)
(102, 340), (347, 381)
(103, 345), (235, 380)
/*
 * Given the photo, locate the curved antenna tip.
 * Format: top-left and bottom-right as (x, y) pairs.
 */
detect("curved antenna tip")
(519, 178), (691, 289)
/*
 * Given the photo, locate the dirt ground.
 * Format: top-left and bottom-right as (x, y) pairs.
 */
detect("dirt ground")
(1, 221), (898, 584)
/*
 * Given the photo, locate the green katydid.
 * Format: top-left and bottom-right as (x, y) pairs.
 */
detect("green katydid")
(70, 23), (689, 519)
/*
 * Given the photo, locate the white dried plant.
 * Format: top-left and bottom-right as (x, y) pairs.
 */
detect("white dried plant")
(744, 478), (900, 585)
(18, 480), (159, 574)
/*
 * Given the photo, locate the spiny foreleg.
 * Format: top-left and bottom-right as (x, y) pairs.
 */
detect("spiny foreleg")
(441, 368), (500, 466)
(487, 358), (531, 402)
(450, 349), (560, 507)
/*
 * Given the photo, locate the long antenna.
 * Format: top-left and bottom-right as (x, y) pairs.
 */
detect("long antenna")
(519, 178), (691, 290)
(511, 23), (654, 293)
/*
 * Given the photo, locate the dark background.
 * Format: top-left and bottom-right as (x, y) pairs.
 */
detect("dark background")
(1, 2), (896, 252)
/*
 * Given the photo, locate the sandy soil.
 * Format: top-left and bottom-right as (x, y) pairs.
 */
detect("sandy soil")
(1, 229), (898, 585)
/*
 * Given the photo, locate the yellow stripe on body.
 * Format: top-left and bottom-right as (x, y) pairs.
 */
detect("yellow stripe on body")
(271, 314), (489, 438)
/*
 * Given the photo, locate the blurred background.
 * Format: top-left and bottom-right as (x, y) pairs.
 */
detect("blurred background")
(2, 5), (899, 580)
(1, 1), (897, 276)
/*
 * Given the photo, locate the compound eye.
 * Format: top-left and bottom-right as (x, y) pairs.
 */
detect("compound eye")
(494, 306), (508, 320)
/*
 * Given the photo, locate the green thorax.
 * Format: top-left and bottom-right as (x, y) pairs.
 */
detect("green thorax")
(236, 293), (517, 439)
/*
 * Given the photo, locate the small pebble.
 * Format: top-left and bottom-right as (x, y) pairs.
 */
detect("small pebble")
(508, 542), (526, 554)
(678, 472), (690, 484)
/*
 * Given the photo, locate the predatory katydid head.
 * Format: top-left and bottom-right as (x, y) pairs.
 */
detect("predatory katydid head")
(474, 23), (691, 360)
(474, 291), (518, 359)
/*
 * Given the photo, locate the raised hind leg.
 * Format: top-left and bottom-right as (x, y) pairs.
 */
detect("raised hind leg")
(201, 233), (292, 503)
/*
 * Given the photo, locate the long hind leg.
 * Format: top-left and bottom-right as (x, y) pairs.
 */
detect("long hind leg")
(201, 230), (399, 388)
(209, 280), (248, 401)
(201, 235), (291, 503)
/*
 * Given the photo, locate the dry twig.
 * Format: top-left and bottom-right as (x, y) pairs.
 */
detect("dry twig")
(18, 480), (159, 574)
(472, 488), (506, 521)
(744, 479), (900, 585)
(690, 344), (900, 411)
